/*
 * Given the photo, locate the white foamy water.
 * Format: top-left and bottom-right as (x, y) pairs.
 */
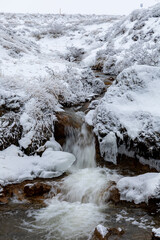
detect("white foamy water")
(61, 168), (120, 205)
(63, 124), (96, 169)
(27, 168), (121, 240)
(29, 198), (105, 240)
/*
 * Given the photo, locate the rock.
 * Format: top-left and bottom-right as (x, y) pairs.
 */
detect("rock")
(92, 225), (109, 240)
(24, 182), (51, 197)
(109, 186), (120, 203)
(108, 227), (124, 236)
(0, 196), (9, 204)
(91, 225), (124, 240)
(54, 111), (83, 146)
(93, 65), (160, 171)
(152, 228), (160, 240)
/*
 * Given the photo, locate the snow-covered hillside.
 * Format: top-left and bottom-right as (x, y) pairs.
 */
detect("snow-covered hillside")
(93, 3), (160, 75)
(0, 13), (119, 153)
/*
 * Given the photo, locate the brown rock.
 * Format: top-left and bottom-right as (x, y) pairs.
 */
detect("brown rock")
(0, 196), (9, 204)
(108, 227), (124, 236)
(92, 225), (109, 240)
(109, 187), (120, 203)
(24, 182), (51, 197)
(12, 188), (25, 201)
(91, 225), (124, 240)
(54, 111), (82, 146)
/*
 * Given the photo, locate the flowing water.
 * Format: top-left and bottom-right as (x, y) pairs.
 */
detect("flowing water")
(0, 121), (159, 240)
(0, 87), (160, 240)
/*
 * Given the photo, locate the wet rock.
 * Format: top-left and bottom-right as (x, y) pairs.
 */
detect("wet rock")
(91, 225), (124, 240)
(92, 225), (109, 240)
(54, 111), (83, 146)
(109, 186), (120, 203)
(0, 196), (9, 204)
(24, 182), (51, 197)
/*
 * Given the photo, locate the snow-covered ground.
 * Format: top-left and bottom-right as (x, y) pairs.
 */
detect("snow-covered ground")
(93, 3), (160, 75)
(0, 13), (119, 154)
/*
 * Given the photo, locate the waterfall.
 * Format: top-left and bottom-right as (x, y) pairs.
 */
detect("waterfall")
(63, 123), (96, 169)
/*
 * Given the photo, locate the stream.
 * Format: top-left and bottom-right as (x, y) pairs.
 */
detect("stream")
(0, 74), (159, 240)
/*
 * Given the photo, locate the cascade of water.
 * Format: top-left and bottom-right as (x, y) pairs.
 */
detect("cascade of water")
(63, 123), (96, 169)
(26, 120), (121, 240)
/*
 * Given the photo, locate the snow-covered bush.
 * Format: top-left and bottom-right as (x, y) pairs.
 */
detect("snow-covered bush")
(33, 23), (65, 39)
(64, 46), (85, 62)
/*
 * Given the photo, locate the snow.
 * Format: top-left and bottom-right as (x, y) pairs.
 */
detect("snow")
(117, 172), (160, 204)
(96, 224), (108, 237)
(91, 65), (160, 167)
(0, 145), (75, 186)
(152, 228), (160, 237)
(0, 12), (118, 152)
(94, 3), (160, 75)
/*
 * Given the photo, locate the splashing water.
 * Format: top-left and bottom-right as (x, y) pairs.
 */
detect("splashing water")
(61, 168), (120, 205)
(26, 168), (120, 240)
(28, 199), (105, 240)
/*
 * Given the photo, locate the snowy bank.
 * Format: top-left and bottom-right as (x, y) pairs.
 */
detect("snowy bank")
(89, 65), (160, 169)
(117, 173), (160, 204)
(0, 145), (75, 186)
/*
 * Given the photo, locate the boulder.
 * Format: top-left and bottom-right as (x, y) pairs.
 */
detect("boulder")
(24, 182), (51, 197)
(91, 225), (124, 240)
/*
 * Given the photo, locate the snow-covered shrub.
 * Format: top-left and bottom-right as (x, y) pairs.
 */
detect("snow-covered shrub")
(33, 23), (65, 39)
(64, 46), (85, 62)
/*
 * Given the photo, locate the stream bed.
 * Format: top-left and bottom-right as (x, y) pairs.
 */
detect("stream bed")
(0, 73), (159, 240)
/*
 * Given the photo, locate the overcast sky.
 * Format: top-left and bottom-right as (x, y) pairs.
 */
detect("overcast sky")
(0, 0), (158, 15)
